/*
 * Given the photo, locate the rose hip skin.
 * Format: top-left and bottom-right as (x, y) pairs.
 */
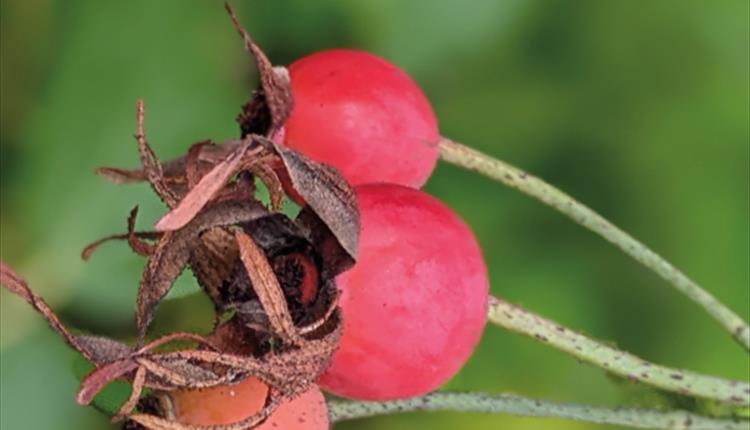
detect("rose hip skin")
(318, 184), (488, 400)
(170, 377), (328, 429)
(284, 49), (439, 188)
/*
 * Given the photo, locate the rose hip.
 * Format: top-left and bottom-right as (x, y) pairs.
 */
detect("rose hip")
(284, 50), (439, 188)
(170, 377), (328, 429)
(318, 183), (488, 400)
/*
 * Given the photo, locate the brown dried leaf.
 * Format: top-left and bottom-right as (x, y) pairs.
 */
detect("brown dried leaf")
(296, 207), (355, 280)
(112, 365), (147, 422)
(153, 140), (261, 232)
(81, 229), (162, 261)
(235, 230), (302, 345)
(96, 140), (239, 187)
(76, 335), (133, 364)
(95, 166), (146, 184)
(136, 200), (269, 342)
(268, 139), (359, 261)
(226, 4), (293, 133)
(136, 231), (191, 344)
(77, 358), (139, 405)
(245, 158), (284, 211)
(0, 262), (104, 363)
(125, 206), (157, 256)
(134, 100), (180, 207)
(185, 140), (213, 188)
(189, 227), (240, 309)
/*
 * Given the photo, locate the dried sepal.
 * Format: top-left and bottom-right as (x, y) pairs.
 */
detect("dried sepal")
(225, 4), (292, 134)
(77, 358), (139, 406)
(112, 366), (147, 422)
(235, 230), (303, 345)
(81, 206), (161, 260)
(185, 140), (215, 188)
(136, 200), (269, 342)
(0, 262), (110, 364)
(134, 100), (181, 207)
(268, 139), (360, 262)
(95, 166), (147, 184)
(153, 139), (263, 232)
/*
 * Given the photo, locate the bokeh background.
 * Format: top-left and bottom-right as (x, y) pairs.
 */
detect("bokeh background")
(1, 1), (748, 429)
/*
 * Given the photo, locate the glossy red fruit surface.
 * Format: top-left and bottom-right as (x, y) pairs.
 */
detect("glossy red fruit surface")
(170, 377), (329, 429)
(284, 49), (439, 188)
(318, 183), (488, 400)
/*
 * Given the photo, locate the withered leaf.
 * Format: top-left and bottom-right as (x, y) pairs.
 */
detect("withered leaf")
(76, 335), (133, 364)
(136, 200), (269, 343)
(112, 365), (147, 422)
(226, 4), (293, 134)
(81, 230), (162, 261)
(269, 139), (359, 261)
(0, 262), (108, 364)
(188, 227), (239, 310)
(235, 230), (302, 345)
(134, 100), (180, 208)
(296, 208), (355, 279)
(185, 140), (214, 188)
(153, 139), (261, 232)
(136, 231), (190, 344)
(95, 166), (146, 184)
(77, 358), (139, 406)
(96, 139), (245, 186)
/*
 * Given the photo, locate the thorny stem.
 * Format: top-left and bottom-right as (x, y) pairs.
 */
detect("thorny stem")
(328, 392), (749, 430)
(438, 138), (750, 351)
(488, 296), (750, 406)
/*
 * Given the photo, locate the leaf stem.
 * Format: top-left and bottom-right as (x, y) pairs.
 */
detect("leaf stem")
(488, 296), (750, 406)
(438, 137), (750, 351)
(328, 392), (748, 430)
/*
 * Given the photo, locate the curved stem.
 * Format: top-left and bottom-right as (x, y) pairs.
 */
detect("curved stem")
(439, 138), (750, 351)
(329, 392), (748, 430)
(488, 296), (749, 406)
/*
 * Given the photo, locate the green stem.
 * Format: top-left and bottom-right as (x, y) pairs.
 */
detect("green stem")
(328, 392), (748, 430)
(488, 296), (750, 406)
(439, 138), (750, 351)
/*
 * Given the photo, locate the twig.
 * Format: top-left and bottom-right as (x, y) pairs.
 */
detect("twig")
(488, 296), (750, 406)
(438, 137), (750, 351)
(328, 392), (748, 429)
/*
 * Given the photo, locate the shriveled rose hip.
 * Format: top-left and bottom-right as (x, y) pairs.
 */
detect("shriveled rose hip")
(284, 49), (439, 188)
(318, 183), (488, 400)
(169, 377), (328, 429)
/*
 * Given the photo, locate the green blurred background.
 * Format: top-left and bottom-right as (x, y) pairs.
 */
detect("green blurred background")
(1, 1), (748, 429)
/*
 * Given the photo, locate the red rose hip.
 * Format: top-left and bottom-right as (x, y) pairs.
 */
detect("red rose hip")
(318, 184), (488, 400)
(284, 50), (439, 188)
(170, 377), (329, 429)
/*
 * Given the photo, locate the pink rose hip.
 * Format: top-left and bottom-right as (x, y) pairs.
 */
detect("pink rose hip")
(284, 50), (439, 188)
(319, 183), (488, 400)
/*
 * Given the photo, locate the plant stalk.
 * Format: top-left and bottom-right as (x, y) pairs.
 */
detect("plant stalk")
(329, 392), (748, 430)
(487, 296), (750, 406)
(439, 137), (750, 351)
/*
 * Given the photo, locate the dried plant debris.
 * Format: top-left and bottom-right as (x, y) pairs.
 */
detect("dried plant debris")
(0, 6), (359, 429)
